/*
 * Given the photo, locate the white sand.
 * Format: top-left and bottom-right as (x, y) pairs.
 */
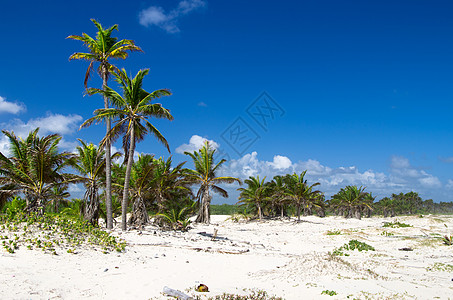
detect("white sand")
(1, 214), (453, 299)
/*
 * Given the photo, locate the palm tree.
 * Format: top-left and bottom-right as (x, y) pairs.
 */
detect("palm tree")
(284, 171), (321, 221)
(237, 176), (269, 220)
(151, 156), (190, 213)
(48, 184), (71, 213)
(0, 129), (75, 215)
(68, 19), (142, 229)
(330, 185), (369, 219)
(81, 68), (173, 231)
(126, 154), (155, 227)
(268, 175), (290, 218)
(72, 139), (120, 226)
(184, 141), (241, 224)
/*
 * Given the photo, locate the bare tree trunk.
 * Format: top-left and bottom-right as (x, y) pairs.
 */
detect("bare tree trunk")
(257, 202), (263, 221)
(195, 187), (211, 224)
(297, 203), (301, 221)
(102, 68), (113, 230)
(121, 126), (135, 231)
(280, 204), (284, 218)
(128, 196), (149, 227)
(84, 184), (99, 227)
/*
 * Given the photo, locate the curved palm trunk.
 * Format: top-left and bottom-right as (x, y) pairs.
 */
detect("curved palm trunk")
(195, 186), (211, 224)
(121, 126), (136, 231)
(102, 68), (113, 230)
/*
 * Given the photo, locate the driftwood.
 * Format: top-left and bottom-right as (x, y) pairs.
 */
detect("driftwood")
(162, 286), (192, 300)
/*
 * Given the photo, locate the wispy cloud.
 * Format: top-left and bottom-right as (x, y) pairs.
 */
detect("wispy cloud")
(197, 101), (207, 107)
(0, 96), (26, 115)
(139, 0), (206, 33)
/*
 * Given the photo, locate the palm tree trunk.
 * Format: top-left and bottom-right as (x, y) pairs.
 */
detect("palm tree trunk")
(102, 68), (113, 230)
(195, 187), (211, 224)
(128, 196), (149, 227)
(297, 202), (301, 221)
(257, 202), (262, 221)
(121, 126), (135, 231)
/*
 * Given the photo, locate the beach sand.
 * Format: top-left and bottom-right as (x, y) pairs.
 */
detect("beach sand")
(1, 214), (453, 299)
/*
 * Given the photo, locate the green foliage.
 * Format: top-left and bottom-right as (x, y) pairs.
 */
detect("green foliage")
(326, 230), (341, 235)
(0, 212), (126, 254)
(210, 204), (240, 215)
(1, 197), (26, 218)
(426, 262), (453, 272)
(381, 231), (394, 236)
(205, 290), (283, 300)
(321, 290), (338, 296)
(383, 221), (412, 228)
(156, 206), (193, 231)
(442, 235), (453, 246)
(332, 239), (375, 256)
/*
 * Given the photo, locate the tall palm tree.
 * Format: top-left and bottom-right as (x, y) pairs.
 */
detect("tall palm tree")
(0, 129), (75, 215)
(81, 68), (173, 231)
(72, 139), (120, 226)
(237, 176), (269, 221)
(184, 141), (241, 224)
(68, 19), (142, 229)
(284, 171), (321, 221)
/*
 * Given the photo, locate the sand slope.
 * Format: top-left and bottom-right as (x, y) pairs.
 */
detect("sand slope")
(1, 214), (453, 299)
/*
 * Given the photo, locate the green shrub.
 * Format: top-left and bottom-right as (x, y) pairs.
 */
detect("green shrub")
(383, 221), (411, 228)
(332, 239), (375, 256)
(321, 290), (337, 296)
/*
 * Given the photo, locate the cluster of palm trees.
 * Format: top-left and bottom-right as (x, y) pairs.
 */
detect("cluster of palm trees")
(237, 174), (378, 220)
(0, 20), (240, 230)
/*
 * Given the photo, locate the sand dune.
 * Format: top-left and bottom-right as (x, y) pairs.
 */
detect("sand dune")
(1, 214), (453, 299)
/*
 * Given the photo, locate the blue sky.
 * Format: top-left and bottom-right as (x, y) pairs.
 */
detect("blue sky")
(1, 0), (453, 203)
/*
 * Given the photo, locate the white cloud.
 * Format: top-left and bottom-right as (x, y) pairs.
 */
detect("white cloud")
(197, 101), (207, 107)
(139, 0), (206, 33)
(217, 152), (446, 201)
(268, 155), (292, 170)
(0, 96), (25, 114)
(0, 113), (83, 156)
(175, 135), (219, 154)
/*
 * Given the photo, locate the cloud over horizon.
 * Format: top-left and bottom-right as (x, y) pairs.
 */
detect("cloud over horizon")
(139, 0), (206, 33)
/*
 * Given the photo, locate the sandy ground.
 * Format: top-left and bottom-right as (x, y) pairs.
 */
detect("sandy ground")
(1, 214), (453, 299)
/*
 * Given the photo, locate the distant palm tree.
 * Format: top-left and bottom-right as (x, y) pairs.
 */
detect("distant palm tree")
(268, 175), (290, 218)
(184, 141), (241, 224)
(284, 171), (321, 221)
(237, 176), (269, 220)
(330, 185), (369, 219)
(68, 19), (142, 229)
(81, 68), (173, 231)
(72, 139), (120, 226)
(0, 129), (75, 215)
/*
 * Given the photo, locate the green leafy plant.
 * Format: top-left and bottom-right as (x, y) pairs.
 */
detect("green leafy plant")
(332, 239), (375, 256)
(326, 230), (341, 235)
(426, 262), (453, 272)
(383, 221), (412, 228)
(442, 235), (453, 246)
(381, 231), (394, 236)
(156, 206), (192, 231)
(321, 290), (338, 296)
(206, 289), (283, 300)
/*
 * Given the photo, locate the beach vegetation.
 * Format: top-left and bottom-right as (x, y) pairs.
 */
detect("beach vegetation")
(382, 221), (412, 228)
(321, 290), (338, 296)
(442, 235), (453, 245)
